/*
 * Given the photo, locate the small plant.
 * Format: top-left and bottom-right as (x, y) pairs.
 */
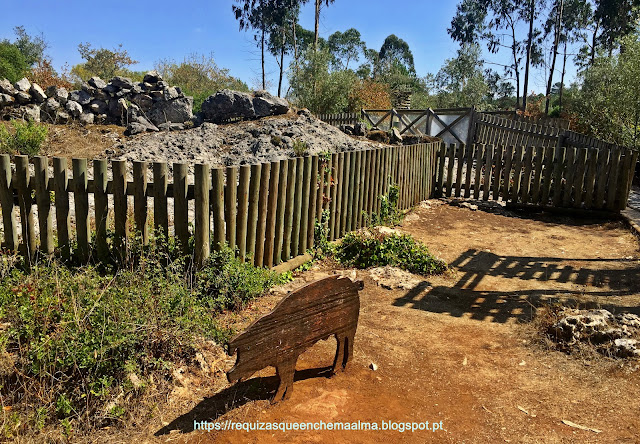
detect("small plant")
(292, 138), (308, 156)
(371, 183), (402, 226)
(313, 209), (332, 258)
(0, 120), (48, 155)
(336, 229), (447, 276)
(271, 135), (282, 146)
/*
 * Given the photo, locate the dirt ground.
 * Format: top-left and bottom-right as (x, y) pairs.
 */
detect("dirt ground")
(133, 201), (640, 444)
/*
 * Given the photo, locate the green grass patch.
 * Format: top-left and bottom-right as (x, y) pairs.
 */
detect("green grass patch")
(0, 120), (48, 155)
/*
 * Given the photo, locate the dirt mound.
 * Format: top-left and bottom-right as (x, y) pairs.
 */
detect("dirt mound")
(113, 110), (387, 168)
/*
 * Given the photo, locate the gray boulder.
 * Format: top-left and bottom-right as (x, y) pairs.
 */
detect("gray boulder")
(46, 86), (68, 104)
(56, 110), (71, 123)
(252, 90), (289, 117)
(110, 76), (134, 89)
(79, 112), (95, 125)
(14, 77), (31, 92)
(0, 79), (17, 95)
(353, 122), (368, 137)
(89, 99), (108, 114)
(125, 105), (159, 135)
(201, 89), (255, 123)
(147, 96), (193, 126)
(65, 100), (83, 117)
(131, 94), (153, 111)
(15, 91), (31, 104)
(41, 98), (61, 120)
(30, 83), (47, 103)
(103, 83), (119, 95)
(157, 122), (185, 131)
(108, 98), (128, 124)
(88, 76), (107, 89)
(163, 86), (180, 101)
(0, 93), (15, 108)
(143, 70), (162, 83)
(19, 104), (41, 122)
(69, 89), (92, 106)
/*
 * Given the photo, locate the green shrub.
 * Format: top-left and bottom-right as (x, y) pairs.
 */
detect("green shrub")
(292, 138), (308, 156)
(0, 41), (28, 82)
(0, 120), (48, 155)
(371, 183), (401, 226)
(0, 241), (283, 438)
(336, 229), (447, 276)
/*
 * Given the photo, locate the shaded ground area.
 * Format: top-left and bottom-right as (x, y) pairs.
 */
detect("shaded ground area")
(151, 202), (640, 444)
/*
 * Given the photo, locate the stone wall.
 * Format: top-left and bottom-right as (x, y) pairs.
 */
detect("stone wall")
(0, 71), (193, 135)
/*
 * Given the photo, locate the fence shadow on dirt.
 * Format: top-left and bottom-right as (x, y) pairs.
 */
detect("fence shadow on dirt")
(393, 249), (640, 323)
(154, 366), (333, 436)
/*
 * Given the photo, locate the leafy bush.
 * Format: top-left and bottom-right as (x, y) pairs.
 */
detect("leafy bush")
(336, 229), (447, 276)
(0, 241), (282, 438)
(0, 120), (48, 155)
(371, 184), (402, 226)
(0, 41), (28, 82)
(292, 138), (308, 156)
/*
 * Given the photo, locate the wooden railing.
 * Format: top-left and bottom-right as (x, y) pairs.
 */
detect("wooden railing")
(434, 142), (637, 211)
(0, 143), (440, 267)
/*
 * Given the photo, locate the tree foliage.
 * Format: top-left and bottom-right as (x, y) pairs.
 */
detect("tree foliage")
(70, 43), (138, 82)
(0, 42), (28, 83)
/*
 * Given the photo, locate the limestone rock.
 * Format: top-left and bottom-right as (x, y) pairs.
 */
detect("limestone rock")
(14, 77), (31, 92)
(79, 112), (95, 125)
(65, 100), (83, 117)
(88, 76), (107, 89)
(29, 83), (47, 103)
(69, 89), (92, 106)
(201, 89), (255, 123)
(147, 96), (193, 126)
(252, 90), (289, 117)
(0, 79), (17, 95)
(89, 99), (108, 114)
(0, 93), (15, 108)
(46, 86), (68, 104)
(143, 70), (162, 83)
(110, 76), (134, 89)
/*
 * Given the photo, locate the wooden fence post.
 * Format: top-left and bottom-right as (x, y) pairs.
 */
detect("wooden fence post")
(72, 158), (89, 263)
(53, 157), (71, 260)
(133, 161), (149, 245)
(173, 163), (189, 254)
(33, 156), (53, 255)
(0, 155), (17, 251)
(195, 163), (210, 268)
(94, 159), (109, 262)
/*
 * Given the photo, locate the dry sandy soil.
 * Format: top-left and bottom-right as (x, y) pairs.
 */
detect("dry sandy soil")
(119, 201), (640, 444)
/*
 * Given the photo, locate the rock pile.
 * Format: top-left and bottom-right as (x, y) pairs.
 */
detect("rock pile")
(549, 309), (640, 359)
(201, 89), (289, 123)
(0, 71), (193, 134)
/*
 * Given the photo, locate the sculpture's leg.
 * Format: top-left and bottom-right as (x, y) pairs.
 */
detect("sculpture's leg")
(273, 357), (296, 403)
(331, 333), (345, 374)
(342, 328), (356, 369)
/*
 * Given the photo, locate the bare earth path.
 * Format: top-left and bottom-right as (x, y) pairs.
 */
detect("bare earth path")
(159, 202), (640, 444)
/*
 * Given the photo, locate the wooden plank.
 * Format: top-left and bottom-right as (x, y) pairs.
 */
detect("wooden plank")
(445, 143), (455, 198)
(212, 168), (226, 250)
(291, 157), (304, 256)
(300, 156), (312, 252)
(521, 146), (534, 204)
(247, 163), (262, 264)
(237, 165), (251, 261)
(455, 144), (465, 197)
(483, 145), (493, 200)
(283, 159), (297, 261)
(562, 147), (576, 207)
(15, 156), (35, 262)
(0, 155), (17, 251)
(621, 150), (639, 210)
(530, 146), (544, 204)
(173, 163), (189, 253)
(356, 150), (366, 227)
(363, 149), (373, 221)
(53, 157), (70, 260)
(464, 142), (474, 198)
(336, 152), (347, 237)
(133, 161), (149, 245)
(436, 142), (446, 196)
(263, 161), (280, 267)
(225, 166), (238, 250)
(583, 149), (598, 209)
(93, 158), (109, 261)
(72, 158), (89, 263)
(194, 163), (210, 268)
(274, 160), (289, 264)
(112, 160), (128, 259)
(323, 154), (332, 214)
(309, 157), (319, 244)
(491, 145), (503, 202)
(572, 148), (588, 208)
(345, 151), (355, 231)
(153, 162), (169, 240)
(368, 149), (378, 221)
(615, 149), (634, 211)
(593, 149), (610, 209)
(254, 162), (270, 267)
(605, 148), (622, 211)
(551, 145), (566, 207)
(33, 156), (53, 255)
(511, 146), (524, 203)
(473, 144), (484, 200)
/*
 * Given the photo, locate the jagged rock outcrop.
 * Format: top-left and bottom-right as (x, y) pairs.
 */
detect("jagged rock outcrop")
(201, 89), (289, 123)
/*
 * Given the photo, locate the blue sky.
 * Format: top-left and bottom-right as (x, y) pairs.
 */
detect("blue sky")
(0, 0), (579, 96)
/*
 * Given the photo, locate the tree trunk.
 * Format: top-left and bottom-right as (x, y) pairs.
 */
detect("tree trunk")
(545, 0), (564, 115)
(278, 28), (285, 97)
(590, 20), (600, 66)
(522, 0), (535, 111)
(314, 0), (320, 51)
(510, 24), (521, 108)
(261, 26), (266, 90)
(559, 41), (567, 111)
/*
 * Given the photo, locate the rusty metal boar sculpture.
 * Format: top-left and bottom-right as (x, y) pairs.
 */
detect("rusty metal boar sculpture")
(227, 275), (363, 403)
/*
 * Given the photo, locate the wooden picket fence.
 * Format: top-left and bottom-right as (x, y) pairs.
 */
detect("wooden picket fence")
(317, 113), (360, 127)
(0, 143), (439, 267)
(435, 143), (638, 211)
(474, 113), (563, 150)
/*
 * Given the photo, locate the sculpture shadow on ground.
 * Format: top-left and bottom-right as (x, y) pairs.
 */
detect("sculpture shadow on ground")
(154, 365), (333, 436)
